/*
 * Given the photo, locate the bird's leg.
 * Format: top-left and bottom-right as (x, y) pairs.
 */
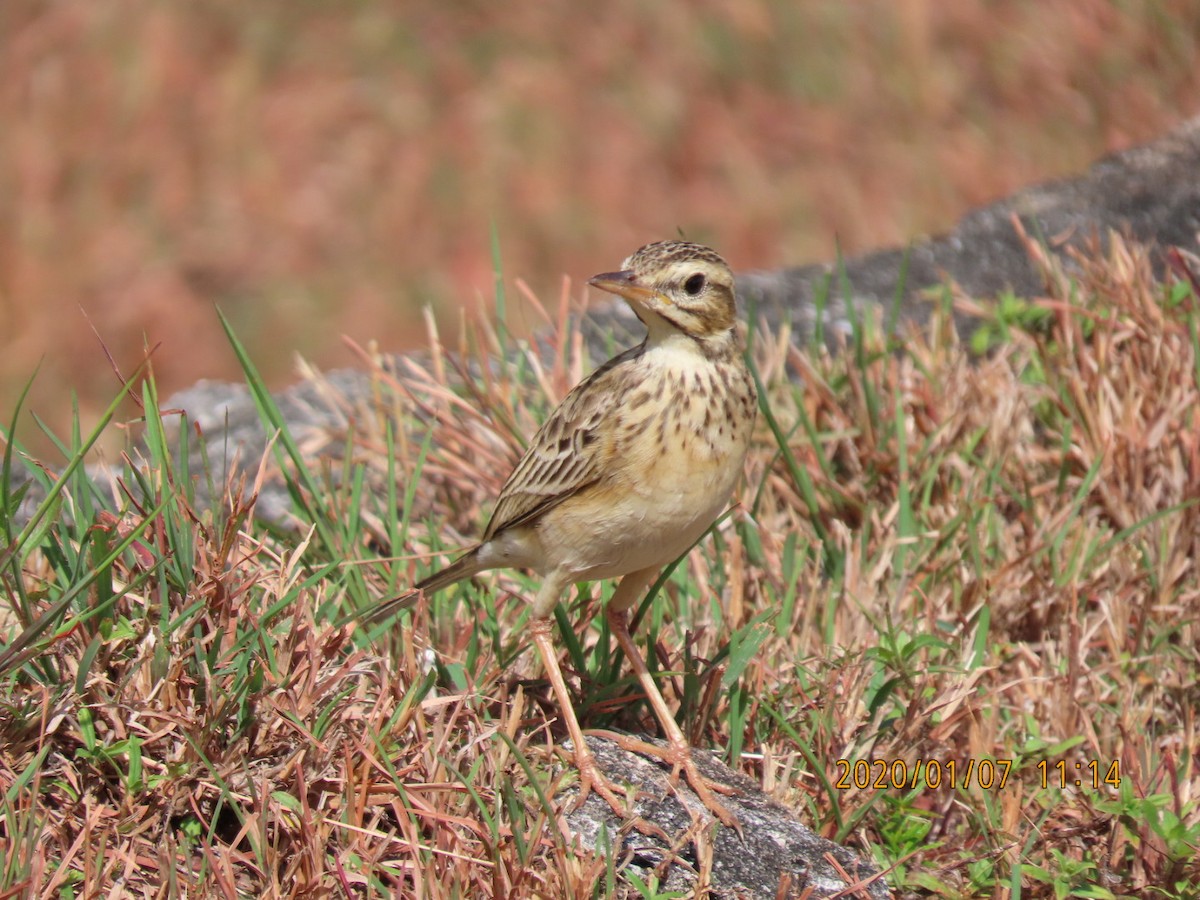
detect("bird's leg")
(527, 616), (647, 821)
(598, 572), (740, 829)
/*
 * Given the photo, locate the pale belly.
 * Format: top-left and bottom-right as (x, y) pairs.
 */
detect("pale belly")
(546, 469), (731, 578)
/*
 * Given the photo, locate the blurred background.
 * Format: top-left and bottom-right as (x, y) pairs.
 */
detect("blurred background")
(2, 0), (1198, 454)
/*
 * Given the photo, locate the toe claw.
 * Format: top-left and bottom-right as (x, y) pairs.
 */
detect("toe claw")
(569, 748), (672, 841)
(586, 731), (742, 829)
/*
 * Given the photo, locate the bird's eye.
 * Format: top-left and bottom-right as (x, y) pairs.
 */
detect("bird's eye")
(684, 273), (706, 296)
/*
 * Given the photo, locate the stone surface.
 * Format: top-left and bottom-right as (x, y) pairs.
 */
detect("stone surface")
(738, 112), (1200, 342)
(92, 113), (1198, 530)
(563, 736), (889, 899)
(15, 112), (1185, 528)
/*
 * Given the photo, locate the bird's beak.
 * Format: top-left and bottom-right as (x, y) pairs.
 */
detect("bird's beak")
(588, 270), (661, 305)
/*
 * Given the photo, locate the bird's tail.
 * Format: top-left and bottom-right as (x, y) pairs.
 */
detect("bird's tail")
(349, 549), (486, 628)
(414, 550), (487, 596)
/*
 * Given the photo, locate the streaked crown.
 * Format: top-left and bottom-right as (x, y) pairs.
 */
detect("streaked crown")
(621, 240), (728, 274)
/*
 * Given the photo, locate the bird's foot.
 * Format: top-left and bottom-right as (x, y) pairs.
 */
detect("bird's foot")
(588, 730), (741, 831)
(568, 742), (672, 842)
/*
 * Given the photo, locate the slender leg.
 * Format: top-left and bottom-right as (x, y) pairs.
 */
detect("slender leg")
(604, 604), (739, 828)
(528, 616), (647, 821)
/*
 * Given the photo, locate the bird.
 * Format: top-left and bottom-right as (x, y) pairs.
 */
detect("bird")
(380, 240), (757, 827)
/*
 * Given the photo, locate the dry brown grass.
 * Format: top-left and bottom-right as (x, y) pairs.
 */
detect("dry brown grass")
(2, 236), (1198, 896)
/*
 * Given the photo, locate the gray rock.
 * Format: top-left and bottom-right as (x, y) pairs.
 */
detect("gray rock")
(564, 736), (889, 899)
(181, 111), (1198, 525)
(586, 114), (1200, 351)
(132, 113), (1199, 528)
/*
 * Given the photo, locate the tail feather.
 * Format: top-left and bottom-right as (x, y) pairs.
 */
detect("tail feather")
(349, 549), (486, 628)
(415, 550), (487, 596)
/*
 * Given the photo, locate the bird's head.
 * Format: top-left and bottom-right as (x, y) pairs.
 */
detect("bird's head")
(588, 240), (739, 342)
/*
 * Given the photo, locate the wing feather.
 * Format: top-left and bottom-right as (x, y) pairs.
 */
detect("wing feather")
(481, 344), (642, 540)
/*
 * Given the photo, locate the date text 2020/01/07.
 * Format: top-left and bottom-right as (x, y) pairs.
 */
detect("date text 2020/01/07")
(833, 758), (1121, 791)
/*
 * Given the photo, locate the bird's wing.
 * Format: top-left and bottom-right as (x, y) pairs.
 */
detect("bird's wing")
(481, 344), (641, 540)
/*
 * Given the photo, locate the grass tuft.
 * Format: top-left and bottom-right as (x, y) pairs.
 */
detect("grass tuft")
(2, 235), (1200, 895)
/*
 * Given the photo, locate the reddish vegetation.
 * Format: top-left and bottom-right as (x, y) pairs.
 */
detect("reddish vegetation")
(3, 236), (1198, 895)
(2, 1), (1199, 447)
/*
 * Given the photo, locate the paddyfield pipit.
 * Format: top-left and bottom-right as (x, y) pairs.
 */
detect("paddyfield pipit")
(390, 240), (757, 827)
